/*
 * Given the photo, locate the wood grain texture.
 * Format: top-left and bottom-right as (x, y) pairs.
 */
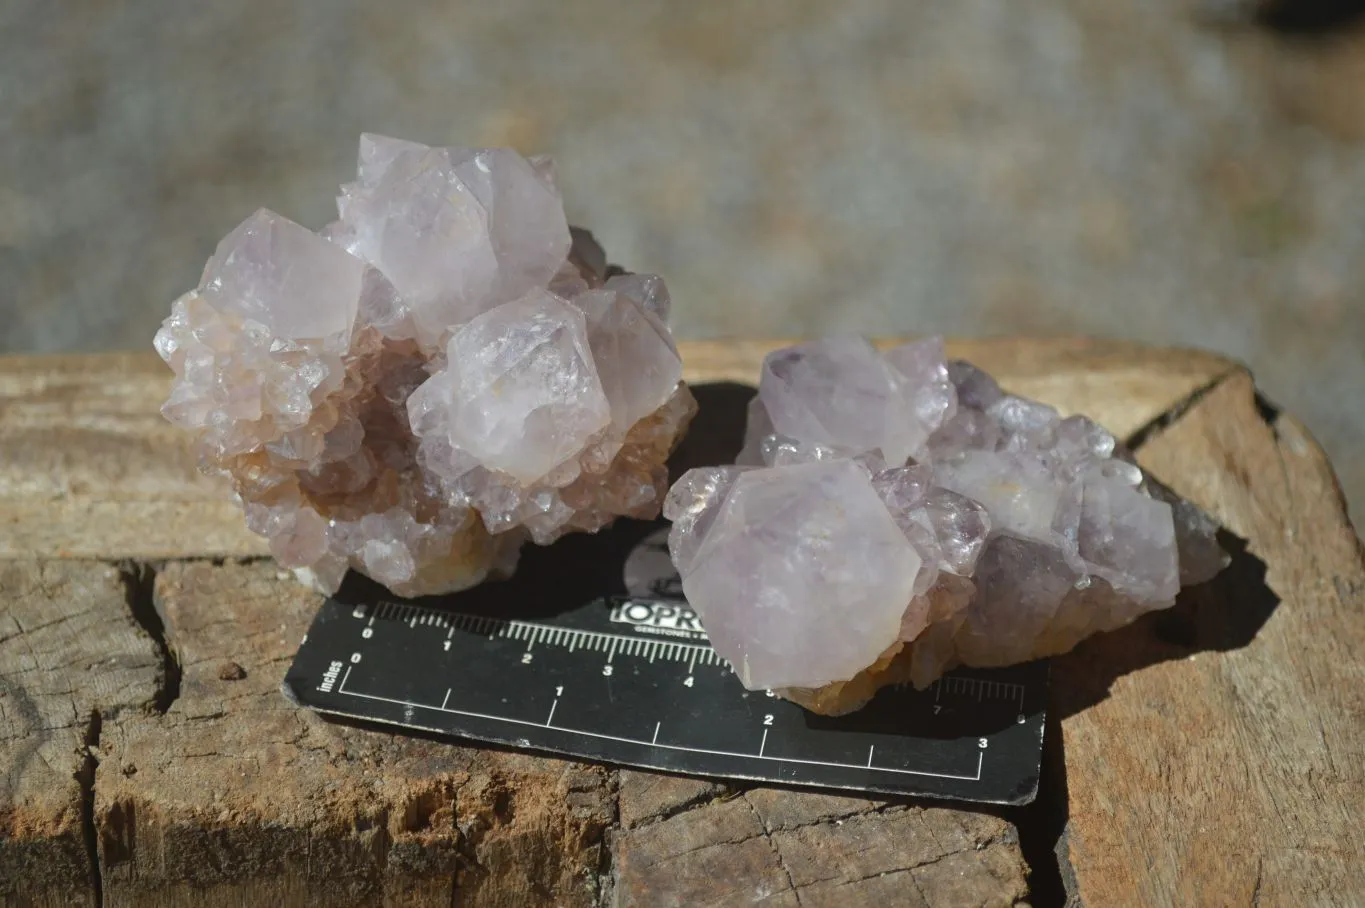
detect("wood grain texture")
(82, 560), (1029, 907)
(0, 339), (1233, 561)
(613, 780), (1027, 907)
(0, 353), (264, 561)
(94, 559), (614, 908)
(0, 561), (160, 908)
(2, 340), (1360, 907)
(1057, 369), (1365, 906)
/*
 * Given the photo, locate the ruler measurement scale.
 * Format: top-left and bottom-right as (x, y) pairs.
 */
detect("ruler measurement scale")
(363, 601), (1030, 700)
(370, 601), (735, 668)
(335, 671), (988, 782)
(331, 644), (992, 783)
(289, 589), (1047, 804)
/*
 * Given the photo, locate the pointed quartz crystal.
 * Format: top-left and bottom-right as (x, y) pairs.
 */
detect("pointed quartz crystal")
(408, 289), (612, 484)
(672, 460), (922, 690)
(201, 208), (364, 341)
(576, 284), (683, 432)
(758, 336), (931, 466)
(338, 137), (570, 348)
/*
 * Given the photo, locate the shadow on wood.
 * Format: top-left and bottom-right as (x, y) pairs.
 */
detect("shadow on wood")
(1048, 387), (1286, 722)
(1051, 529), (1279, 724)
(666, 381), (756, 474)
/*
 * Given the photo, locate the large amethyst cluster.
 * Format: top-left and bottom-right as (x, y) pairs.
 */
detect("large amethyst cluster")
(155, 135), (694, 596)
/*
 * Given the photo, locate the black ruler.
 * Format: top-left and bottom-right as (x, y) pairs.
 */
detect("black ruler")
(284, 520), (1047, 805)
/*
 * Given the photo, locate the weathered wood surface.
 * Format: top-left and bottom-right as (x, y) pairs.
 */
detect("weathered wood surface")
(1, 338), (1360, 907)
(0, 562), (160, 908)
(0, 339), (1231, 561)
(99, 560), (615, 908)
(1056, 370), (1365, 906)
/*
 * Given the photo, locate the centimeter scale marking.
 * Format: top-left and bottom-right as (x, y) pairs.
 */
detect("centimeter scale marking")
(332, 659), (987, 782)
(289, 595), (1048, 805)
(381, 599), (745, 669)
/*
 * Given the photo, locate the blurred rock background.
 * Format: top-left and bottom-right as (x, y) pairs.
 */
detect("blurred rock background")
(2, 0), (1362, 520)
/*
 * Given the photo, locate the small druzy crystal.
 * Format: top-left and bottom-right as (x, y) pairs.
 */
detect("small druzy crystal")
(665, 336), (1227, 714)
(155, 135), (695, 596)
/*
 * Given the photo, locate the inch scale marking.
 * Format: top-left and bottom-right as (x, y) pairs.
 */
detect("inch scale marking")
(288, 590), (1048, 804)
(332, 660), (987, 782)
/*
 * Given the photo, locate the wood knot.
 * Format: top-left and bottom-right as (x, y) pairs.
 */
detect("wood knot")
(217, 661), (247, 681)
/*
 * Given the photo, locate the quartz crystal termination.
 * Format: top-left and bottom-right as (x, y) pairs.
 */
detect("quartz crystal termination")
(665, 336), (1227, 715)
(155, 135), (695, 596)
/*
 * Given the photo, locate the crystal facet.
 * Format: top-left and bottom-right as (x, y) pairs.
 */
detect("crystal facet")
(156, 135), (695, 596)
(666, 337), (1227, 714)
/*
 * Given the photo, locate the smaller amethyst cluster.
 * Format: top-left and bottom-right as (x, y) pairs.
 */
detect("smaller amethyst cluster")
(665, 336), (1226, 713)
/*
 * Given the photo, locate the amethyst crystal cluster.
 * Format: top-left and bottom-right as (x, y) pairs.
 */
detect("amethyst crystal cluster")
(665, 337), (1226, 713)
(154, 133), (1226, 716)
(155, 135), (694, 596)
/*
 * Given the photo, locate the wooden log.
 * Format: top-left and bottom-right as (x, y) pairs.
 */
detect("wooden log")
(2, 339), (1359, 906)
(1055, 369), (1365, 905)
(0, 339), (1231, 561)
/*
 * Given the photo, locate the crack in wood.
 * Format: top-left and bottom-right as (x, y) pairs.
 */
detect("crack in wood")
(76, 708), (103, 908)
(739, 792), (805, 908)
(116, 560), (179, 714)
(1124, 368), (1239, 453)
(593, 771), (620, 908)
(622, 782), (730, 831)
